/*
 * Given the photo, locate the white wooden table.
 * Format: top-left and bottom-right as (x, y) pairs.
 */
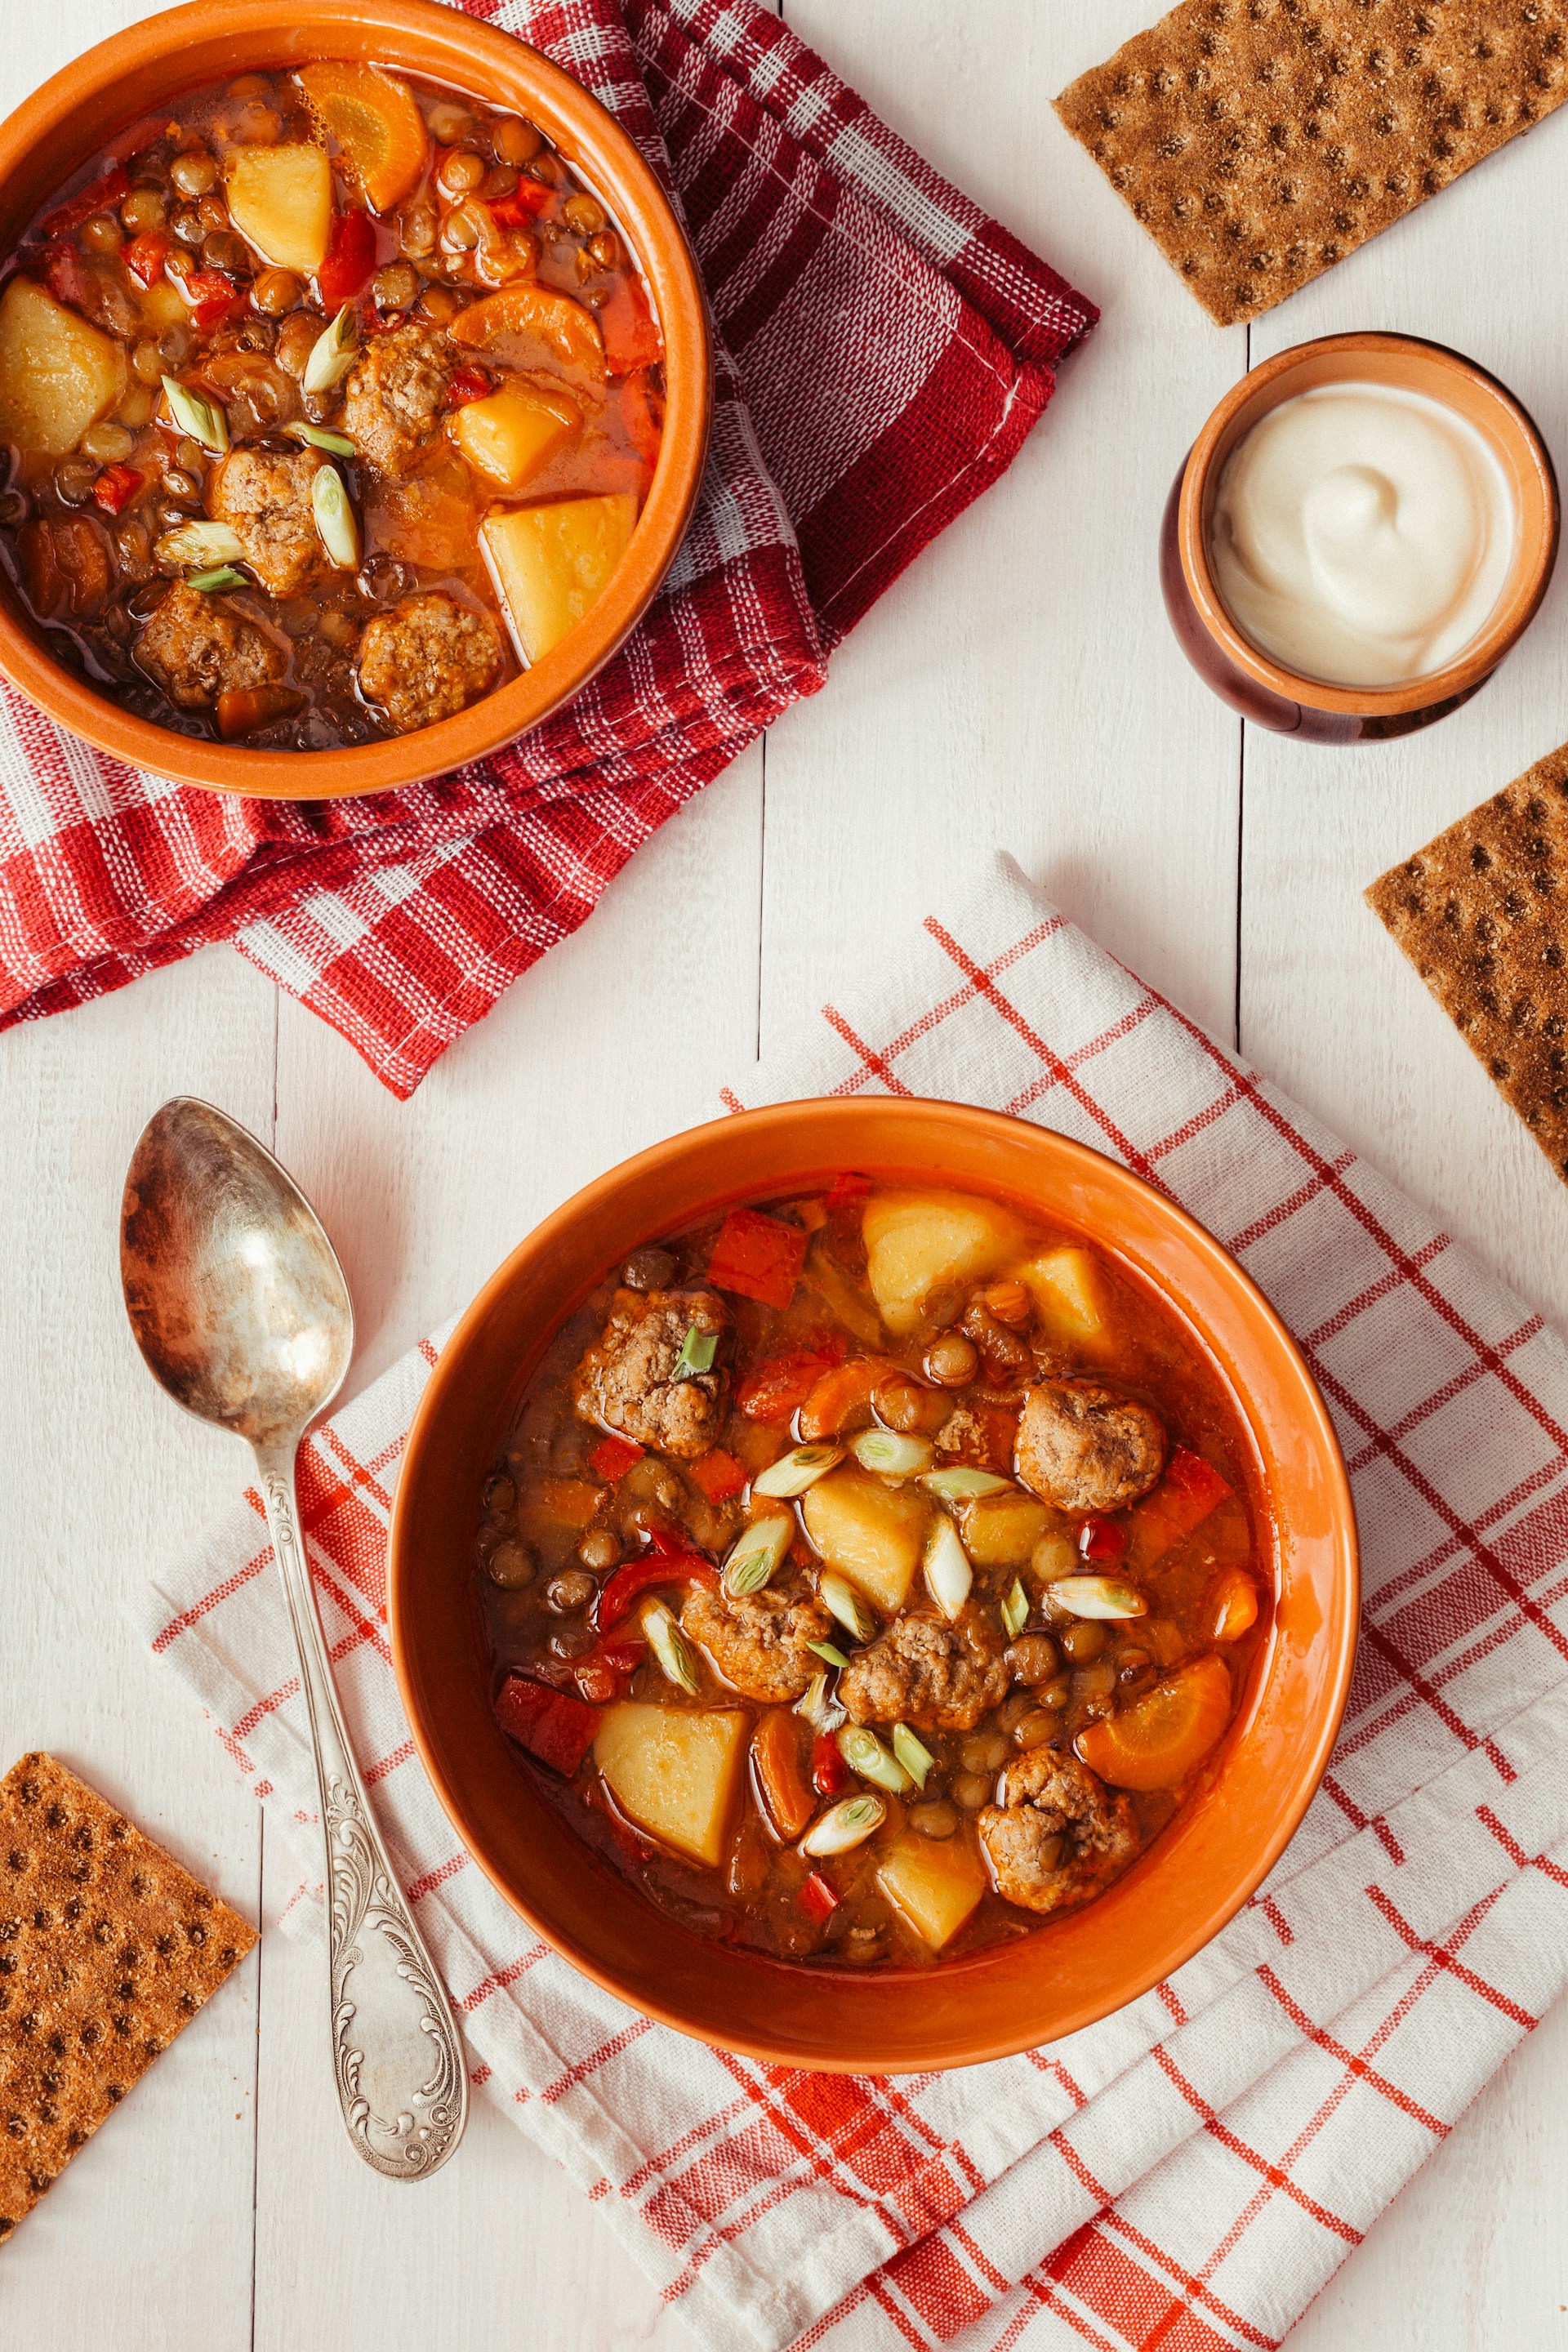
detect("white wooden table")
(6, 2), (1568, 2343)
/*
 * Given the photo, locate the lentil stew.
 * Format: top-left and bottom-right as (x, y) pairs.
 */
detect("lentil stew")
(478, 1178), (1272, 1971)
(0, 61), (664, 749)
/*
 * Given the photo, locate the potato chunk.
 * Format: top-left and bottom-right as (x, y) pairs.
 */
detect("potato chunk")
(480, 491), (638, 666)
(862, 1190), (1023, 1336)
(225, 145), (334, 273)
(1017, 1246), (1104, 1341)
(801, 1468), (929, 1615)
(593, 1702), (749, 1868)
(876, 1833), (987, 1951)
(448, 383), (580, 489)
(959, 1491), (1057, 1567)
(0, 277), (127, 457)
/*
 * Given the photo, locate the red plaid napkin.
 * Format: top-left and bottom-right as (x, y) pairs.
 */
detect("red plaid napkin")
(138, 857), (1568, 2352)
(0, 0), (1094, 1098)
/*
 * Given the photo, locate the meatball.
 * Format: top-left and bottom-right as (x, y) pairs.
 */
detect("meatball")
(136, 581), (284, 710)
(572, 1288), (729, 1459)
(838, 1606), (1009, 1734)
(979, 1748), (1138, 1916)
(341, 323), (453, 479)
(1014, 1380), (1165, 1514)
(355, 591), (501, 735)
(681, 1584), (831, 1704)
(210, 445), (324, 598)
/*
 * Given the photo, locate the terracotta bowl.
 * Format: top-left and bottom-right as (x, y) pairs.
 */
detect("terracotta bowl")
(1161, 332), (1559, 743)
(387, 1099), (1359, 2074)
(0, 0), (711, 798)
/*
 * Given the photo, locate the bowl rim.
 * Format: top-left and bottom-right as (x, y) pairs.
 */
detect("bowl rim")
(1177, 329), (1560, 718)
(0, 0), (712, 798)
(387, 1098), (1361, 2071)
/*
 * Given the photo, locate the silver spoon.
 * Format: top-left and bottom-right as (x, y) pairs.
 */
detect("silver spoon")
(119, 1096), (467, 2180)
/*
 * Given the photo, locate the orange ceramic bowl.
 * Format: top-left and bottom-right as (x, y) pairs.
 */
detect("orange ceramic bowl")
(388, 1100), (1359, 2074)
(0, 0), (711, 798)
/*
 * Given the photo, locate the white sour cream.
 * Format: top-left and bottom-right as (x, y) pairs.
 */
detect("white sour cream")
(1209, 381), (1516, 688)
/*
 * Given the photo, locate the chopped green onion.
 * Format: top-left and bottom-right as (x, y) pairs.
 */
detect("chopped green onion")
(800, 1793), (885, 1858)
(721, 1512), (792, 1598)
(1047, 1575), (1147, 1621)
(836, 1724), (911, 1795)
(922, 1467), (1012, 1500)
(891, 1722), (934, 1790)
(795, 1670), (844, 1736)
(160, 375), (229, 454)
(311, 464), (360, 571)
(640, 1597), (700, 1693)
(154, 520), (246, 569)
(751, 1441), (842, 1497)
(805, 1637), (850, 1672)
(301, 302), (359, 395)
(818, 1571), (877, 1645)
(1000, 1577), (1030, 1642)
(186, 564), (247, 592)
(849, 1430), (934, 1478)
(286, 421), (358, 456)
(671, 1324), (719, 1381)
(923, 1516), (973, 1621)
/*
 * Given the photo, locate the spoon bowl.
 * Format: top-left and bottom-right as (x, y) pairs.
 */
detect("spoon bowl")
(121, 1098), (353, 1446)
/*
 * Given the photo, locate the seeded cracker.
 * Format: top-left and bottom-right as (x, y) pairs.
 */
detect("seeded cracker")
(1054, 0), (1568, 327)
(1367, 746), (1568, 1179)
(0, 1753), (256, 2242)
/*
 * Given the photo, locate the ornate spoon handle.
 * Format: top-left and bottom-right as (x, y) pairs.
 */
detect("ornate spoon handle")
(255, 1437), (468, 2180)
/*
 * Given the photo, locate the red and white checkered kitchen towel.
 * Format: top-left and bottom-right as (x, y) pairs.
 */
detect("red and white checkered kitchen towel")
(138, 855), (1568, 2352)
(0, 0), (1094, 1098)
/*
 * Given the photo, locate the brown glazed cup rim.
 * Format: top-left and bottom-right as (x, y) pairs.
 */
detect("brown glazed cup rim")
(387, 1099), (1360, 2074)
(1178, 331), (1560, 719)
(0, 0), (712, 798)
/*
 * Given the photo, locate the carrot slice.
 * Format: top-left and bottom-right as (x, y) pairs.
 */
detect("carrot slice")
(1128, 1446), (1232, 1567)
(448, 283), (605, 378)
(1076, 1655), (1234, 1792)
(798, 1359), (884, 1441)
(295, 61), (430, 214)
(752, 1710), (815, 1839)
(1208, 1567), (1259, 1644)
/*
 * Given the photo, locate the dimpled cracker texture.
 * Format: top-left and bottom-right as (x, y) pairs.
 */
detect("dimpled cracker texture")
(1054, 0), (1568, 327)
(0, 1753), (256, 2243)
(1367, 746), (1568, 1178)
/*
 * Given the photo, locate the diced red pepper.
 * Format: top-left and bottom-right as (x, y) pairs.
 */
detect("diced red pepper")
(488, 179), (554, 228)
(707, 1208), (809, 1312)
(494, 1674), (601, 1775)
(316, 208), (376, 308)
(91, 464), (142, 518)
(572, 1637), (646, 1705)
(811, 1731), (850, 1797)
(40, 165), (129, 240)
(597, 271), (663, 376)
(447, 363), (492, 408)
(122, 230), (172, 291)
(799, 1870), (840, 1924)
(593, 1552), (717, 1633)
(590, 1432), (644, 1482)
(1077, 1515), (1127, 1564)
(825, 1171), (872, 1215)
(41, 242), (91, 311)
(688, 1449), (746, 1504)
(182, 270), (242, 332)
(1130, 1447), (1233, 1567)
(736, 1341), (846, 1425)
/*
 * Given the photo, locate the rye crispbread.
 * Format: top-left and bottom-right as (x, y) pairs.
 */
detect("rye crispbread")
(0, 1753), (256, 2243)
(1367, 746), (1568, 1179)
(1055, 0), (1568, 327)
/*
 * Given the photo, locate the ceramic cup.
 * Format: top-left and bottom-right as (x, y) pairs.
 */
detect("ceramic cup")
(387, 1098), (1359, 2073)
(0, 0), (712, 798)
(1160, 332), (1559, 743)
